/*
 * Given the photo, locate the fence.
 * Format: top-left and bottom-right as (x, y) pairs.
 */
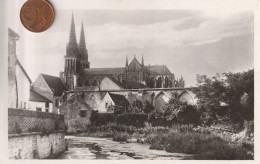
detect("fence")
(8, 108), (65, 134)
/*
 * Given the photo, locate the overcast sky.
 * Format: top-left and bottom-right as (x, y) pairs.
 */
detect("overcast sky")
(11, 8), (253, 87)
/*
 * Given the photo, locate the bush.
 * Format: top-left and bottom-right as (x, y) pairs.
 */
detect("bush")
(90, 111), (148, 128)
(113, 132), (130, 142)
(149, 131), (253, 160)
(90, 111), (116, 126)
(116, 114), (148, 127)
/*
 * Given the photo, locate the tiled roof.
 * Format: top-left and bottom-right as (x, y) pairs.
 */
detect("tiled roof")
(29, 90), (52, 103)
(145, 65), (172, 75)
(83, 75), (126, 89)
(84, 65), (172, 76)
(123, 81), (147, 89)
(109, 93), (130, 107)
(84, 67), (125, 75)
(107, 76), (126, 89)
(41, 74), (67, 96)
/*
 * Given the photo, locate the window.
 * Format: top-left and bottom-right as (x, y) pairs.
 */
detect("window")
(45, 102), (49, 112)
(36, 108), (42, 112)
(79, 110), (86, 117)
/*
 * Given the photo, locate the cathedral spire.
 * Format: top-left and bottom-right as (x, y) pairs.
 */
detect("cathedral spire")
(69, 13), (77, 43)
(79, 21), (86, 49)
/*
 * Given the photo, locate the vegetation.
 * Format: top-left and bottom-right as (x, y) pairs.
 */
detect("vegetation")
(149, 131), (253, 160)
(113, 132), (131, 142)
(195, 69), (254, 126)
(78, 69), (254, 160)
(90, 111), (148, 128)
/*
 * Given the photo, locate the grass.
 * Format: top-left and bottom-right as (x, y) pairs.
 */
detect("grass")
(76, 123), (253, 160)
(148, 131), (253, 160)
(113, 132), (130, 142)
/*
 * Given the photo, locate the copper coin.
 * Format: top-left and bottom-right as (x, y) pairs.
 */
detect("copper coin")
(20, 0), (54, 32)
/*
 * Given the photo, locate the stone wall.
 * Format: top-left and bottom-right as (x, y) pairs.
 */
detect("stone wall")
(59, 94), (92, 134)
(9, 132), (65, 159)
(8, 108), (65, 134)
(8, 108), (66, 159)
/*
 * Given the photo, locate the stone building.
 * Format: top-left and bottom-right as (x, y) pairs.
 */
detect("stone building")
(59, 14), (185, 91)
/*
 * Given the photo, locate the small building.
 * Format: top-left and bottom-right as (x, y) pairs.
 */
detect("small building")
(78, 75), (126, 91)
(29, 90), (53, 112)
(109, 93), (131, 114)
(59, 94), (93, 133)
(32, 74), (67, 113)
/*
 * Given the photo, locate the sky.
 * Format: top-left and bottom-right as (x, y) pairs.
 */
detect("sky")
(8, 2), (254, 87)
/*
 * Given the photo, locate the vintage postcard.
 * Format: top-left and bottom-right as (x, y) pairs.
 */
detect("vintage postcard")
(1, 0), (259, 162)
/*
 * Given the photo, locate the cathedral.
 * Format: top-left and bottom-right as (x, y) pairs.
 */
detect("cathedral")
(60, 14), (185, 91)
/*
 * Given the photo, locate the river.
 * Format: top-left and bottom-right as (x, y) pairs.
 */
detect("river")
(57, 136), (191, 160)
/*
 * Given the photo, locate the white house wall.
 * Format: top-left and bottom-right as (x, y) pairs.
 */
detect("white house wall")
(32, 75), (54, 102)
(100, 77), (123, 90)
(28, 101), (53, 113)
(16, 66), (31, 109)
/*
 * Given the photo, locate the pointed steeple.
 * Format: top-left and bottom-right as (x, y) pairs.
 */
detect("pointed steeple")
(142, 54), (144, 66)
(69, 13), (77, 43)
(125, 55), (128, 66)
(79, 21), (86, 49)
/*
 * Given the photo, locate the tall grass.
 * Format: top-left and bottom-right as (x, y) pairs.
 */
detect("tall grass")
(149, 131), (253, 160)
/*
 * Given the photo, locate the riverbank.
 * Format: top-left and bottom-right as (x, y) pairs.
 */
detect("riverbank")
(58, 136), (190, 159)
(76, 123), (253, 160)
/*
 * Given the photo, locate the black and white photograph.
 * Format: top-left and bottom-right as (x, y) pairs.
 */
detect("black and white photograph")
(2, 0), (257, 161)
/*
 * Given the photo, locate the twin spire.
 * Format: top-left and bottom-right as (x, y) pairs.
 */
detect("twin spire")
(125, 54), (144, 67)
(69, 13), (86, 49)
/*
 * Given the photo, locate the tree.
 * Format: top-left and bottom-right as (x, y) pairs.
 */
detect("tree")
(148, 93), (199, 127)
(194, 69), (254, 125)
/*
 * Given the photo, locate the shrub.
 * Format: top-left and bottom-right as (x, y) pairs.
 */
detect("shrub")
(116, 114), (148, 127)
(90, 111), (116, 126)
(149, 131), (254, 160)
(113, 132), (130, 142)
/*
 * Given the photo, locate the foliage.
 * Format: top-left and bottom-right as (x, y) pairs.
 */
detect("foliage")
(148, 93), (199, 127)
(195, 69), (254, 125)
(90, 111), (116, 126)
(116, 114), (148, 127)
(113, 132), (130, 142)
(90, 111), (148, 128)
(149, 131), (253, 160)
(144, 101), (155, 114)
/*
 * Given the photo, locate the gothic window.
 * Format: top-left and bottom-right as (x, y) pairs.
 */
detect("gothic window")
(169, 79), (172, 88)
(165, 76), (169, 88)
(149, 78), (155, 88)
(93, 79), (98, 86)
(156, 77), (162, 88)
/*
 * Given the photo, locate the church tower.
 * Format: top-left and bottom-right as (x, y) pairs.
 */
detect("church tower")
(79, 21), (90, 69)
(64, 13), (81, 90)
